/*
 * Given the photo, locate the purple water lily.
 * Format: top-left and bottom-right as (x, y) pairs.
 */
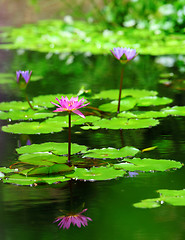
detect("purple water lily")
(51, 96), (90, 118)
(16, 70), (32, 84)
(53, 209), (92, 229)
(110, 47), (137, 62)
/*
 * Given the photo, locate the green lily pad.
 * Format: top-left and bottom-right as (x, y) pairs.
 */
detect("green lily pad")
(93, 117), (159, 129)
(93, 89), (157, 100)
(0, 109), (56, 121)
(3, 173), (69, 186)
(162, 106), (185, 116)
(2, 120), (64, 134)
(134, 189), (185, 208)
(118, 110), (168, 119)
(0, 167), (16, 173)
(18, 152), (68, 165)
(83, 146), (139, 159)
(0, 101), (30, 111)
(67, 166), (126, 181)
(16, 142), (87, 155)
(136, 96), (173, 107)
(27, 164), (74, 176)
(114, 158), (183, 172)
(99, 97), (136, 112)
(81, 126), (100, 130)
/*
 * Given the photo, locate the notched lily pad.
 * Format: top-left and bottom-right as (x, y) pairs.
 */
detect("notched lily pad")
(16, 142), (87, 155)
(67, 166), (126, 181)
(93, 118), (159, 130)
(114, 158), (183, 172)
(83, 146), (139, 159)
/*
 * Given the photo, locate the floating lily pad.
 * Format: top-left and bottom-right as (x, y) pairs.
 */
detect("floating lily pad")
(99, 97), (136, 112)
(81, 126), (100, 130)
(83, 146), (139, 159)
(162, 106), (185, 116)
(118, 110), (168, 119)
(18, 152), (68, 165)
(3, 173), (69, 186)
(67, 166), (126, 181)
(93, 118), (159, 130)
(0, 109), (56, 121)
(114, 158), (183, 172)
(27, 164), (74, 176)
(0, 101), (30, 111)
(93, 89), (157, 100)
(136, 96), (173, 107)
(16, 142), (87, 155)
(2, 120), (64, 134)
(134, 189), (185, 208)
(0, 167), (16, 173)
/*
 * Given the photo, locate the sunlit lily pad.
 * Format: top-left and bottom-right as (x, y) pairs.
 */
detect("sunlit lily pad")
(93, 118), (159, 129)
(136, 96), (173, 107)
(162, 106), (185, 116)
(0, 109), (56, 121)
(134, 189), (185, 208)
(0, 101), (30, 111)
(2, 120), (64, 134)
(3, 173), (69, 186)
(0, 167), (16, 173)
(81, 126), (100, 130)
(16, 142), (87, 155)
(18, 152), (68, 165)
(67, 166), (126, 181)
(114, 158), (183, 172)
(83, 146), (139, 159)
(93, 89), (157, 100)
(118, 111), (168, 119)
(99, 97), (136, 112)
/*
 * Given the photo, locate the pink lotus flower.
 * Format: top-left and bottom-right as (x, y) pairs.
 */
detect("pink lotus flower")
(110, 47), (137, 61)
(51, 96), (89, 118)
(16, 70), (32, 84)
(53, 209), (92, 229)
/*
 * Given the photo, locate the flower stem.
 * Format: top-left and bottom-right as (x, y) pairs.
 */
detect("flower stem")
(117, 67), (124, 113)
(68, 112), (71, 165)
(24, 91), (34, 110)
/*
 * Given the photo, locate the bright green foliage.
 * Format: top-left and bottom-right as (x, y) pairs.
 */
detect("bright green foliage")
(67, 166), (126, 181)
(118, 111), (168, 119)
(0, 167), (16, 173)
(93, 118), (159, 129)
(136, 96), (173, 107)
(83, 146), (139, 159)
(16, 142), (87, 155)
(0, 101), (31, 111)
(134, 189), (185, 208)
(163, 106), (185, 116)
(114, 158), (183, 172)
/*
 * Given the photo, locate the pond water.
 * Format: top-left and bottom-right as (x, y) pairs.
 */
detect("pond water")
(0, 49), (185, 240)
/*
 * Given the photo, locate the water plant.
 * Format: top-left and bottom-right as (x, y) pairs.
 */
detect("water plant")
(110, 47), (137, 113)
(51, 96), (90, 165)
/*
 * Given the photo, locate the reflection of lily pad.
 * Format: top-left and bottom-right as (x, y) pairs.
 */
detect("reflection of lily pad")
(3, 173), (69, 186)
(134, 189), (185, 208)
(0, 109), (56, 121)
(114, 158), (183, 172)
(18, 152), (68, 165)
(83, 146), (139, 159)
(93, 118), (159, 129)
(93, 89), (157, 100)
(99, 97), (136, 112)
(136, 96), (173, 107)
(16, 142), (87, 155)
(2, 121), (63, 134)
(68, 166), (126, 181)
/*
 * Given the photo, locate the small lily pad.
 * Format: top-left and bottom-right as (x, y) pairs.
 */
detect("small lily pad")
(0, 109), (56, 121)
(99, 97), (136, 112)
(3, 173), (69, 186)
(133, 198), (161, 208)
(114, 158), (183, 172)
(2, 120), (64, 134)
(93, 89), (157, 100)
(18, 152), (68, 165)
(136, 96), (173, 107)
(67, 166), (126, 181)
(93, 118), (159, 129)
(81, 126), (100, 130)
(16, 142), (87, 155)
(83, 146), (139, 159)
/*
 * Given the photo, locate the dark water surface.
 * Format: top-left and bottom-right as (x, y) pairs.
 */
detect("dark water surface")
(0, 50), (185, 240)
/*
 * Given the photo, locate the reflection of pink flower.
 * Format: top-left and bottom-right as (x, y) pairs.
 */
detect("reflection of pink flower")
(53, 209), (92, 229)
(110, 47), (137, 61)
(16, 70), (32, 84)
(51, 96), (89, 118)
